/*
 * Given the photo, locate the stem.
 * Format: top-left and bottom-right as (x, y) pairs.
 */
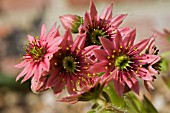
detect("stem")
(96, 98), (127, 113)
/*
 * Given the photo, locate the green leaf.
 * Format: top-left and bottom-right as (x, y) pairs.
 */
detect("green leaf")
(162, 76), (170, 89)
(142, 95), (158, 113)
(104, 83), (125, 108)
(124, 93), (142, 113)
(0, 73), (30, 92)
(126, 93), (149, 113)
(102, 91), (111, 103)
(87, 110), (96, 113)
(160, 58), (169, 72)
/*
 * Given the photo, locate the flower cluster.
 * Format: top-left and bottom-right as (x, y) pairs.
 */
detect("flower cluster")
(15, 1), (161, 104)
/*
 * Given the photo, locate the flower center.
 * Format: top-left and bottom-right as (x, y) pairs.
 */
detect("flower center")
(90, 29), (106, 45)
(26, 41), (45, 61)
(62, 56), (76, 73)
(115, 55), (130, 70)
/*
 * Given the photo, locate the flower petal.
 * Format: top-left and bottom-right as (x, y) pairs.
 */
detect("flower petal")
(67, 75), (77, 94)
(100, 3), (113, 20)
(40, 24), (46, 40)
(113, 71), (125, 96)
(93, 49), (108, 61)
(61, 29), (73, 52)
(110, 14), (127, 27)
(47, 69), (60, 87)
(89, 61), (108, 73)
(21, 64), (37, 83)
(83, 45), (101, 56)
(84, 11), (92, 27)
(15, 60), (28, 68)
(137, 68), (153, 80)
(46, 23), (56, 39)
(16, 63), (30, 81)
(144, 80), (154, 93)
(100, 37), (115, 55)
(71, 34), (86, 54)
(60, 14), (76, 30)
(53, 78), (66, 96)
(90, 1), (98, 20)
(129, 38), (150, 55)
(114, 30), (122, 51)
(124, 29), (136, 48)
(27, 35), (35, 43)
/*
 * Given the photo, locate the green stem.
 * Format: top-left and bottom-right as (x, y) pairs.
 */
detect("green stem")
(96, 98), (127, 113)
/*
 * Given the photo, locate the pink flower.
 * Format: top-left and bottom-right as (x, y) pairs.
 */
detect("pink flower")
(59, 75), (112, 104)
(60, 14), (84, 33)
(31, 76), (48, 93)
(144, 36), (161, 92)
(90, 29), (161, 96)
(60, 1), (129, 46)
(45, 29), (99, 96)
(79, 1), (129, 46)
(15, 23), (61, 83)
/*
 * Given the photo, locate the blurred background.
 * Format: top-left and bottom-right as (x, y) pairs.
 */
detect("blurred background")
(0, 0), (170, 113)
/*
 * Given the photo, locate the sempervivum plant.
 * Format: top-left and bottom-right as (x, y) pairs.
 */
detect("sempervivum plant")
(15, 1), (163, 113)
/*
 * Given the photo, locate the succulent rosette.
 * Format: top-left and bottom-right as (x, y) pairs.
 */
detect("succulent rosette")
(60, 1), (129, 46)
(44, 29), (100, 96)
(89, 29), (161, 96)
(15, 23), (61, 83)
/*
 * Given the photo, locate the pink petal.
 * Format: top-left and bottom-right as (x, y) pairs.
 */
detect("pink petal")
(21, 64), (37, 83)
(83, 45), (101, 56)
(144, 80), (154, 93)
(100, 3), (113, 20)
(71, 34), (86, 53)
(50, 25), (60, 40)
(123, 29), (136, 48)
(61, 29), (73, 51)
(100, 37), (115, 55)
(114, 30), (122, 51)
(67, 76), (77, 94)
(84, 12), (92, 27)
(46, 69), (60, 87)
(102, 68), (118, 85)
(16, 63), (30, 81)
(129, 38), (150, 55)
(41, 58), (50, 71)
(89, 61), (108, 73)
(15, 60), (28, 68)
(90, 1), (98, 20)
(148, 36), (156, 53)
(60, 14), (76, 30)
(129, 75), (139, 94)
(46, 23), (56, 39)
(110, 14), (127, 27)
(58, 94), (81, 104)
(27, 35), (35, 43)
(34, 63), (42, 81)
(53, 78), (66, 96)
(94, 49), (108, 61)
(135, 55), (160, 65)
(148, 66), (158, 75)
(122, 73), (132, 88)
(137, 68), (153, 80)
(40, 24), (46, 40)
(118, 27), (131, 36)
(113, 71), (125, 96)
